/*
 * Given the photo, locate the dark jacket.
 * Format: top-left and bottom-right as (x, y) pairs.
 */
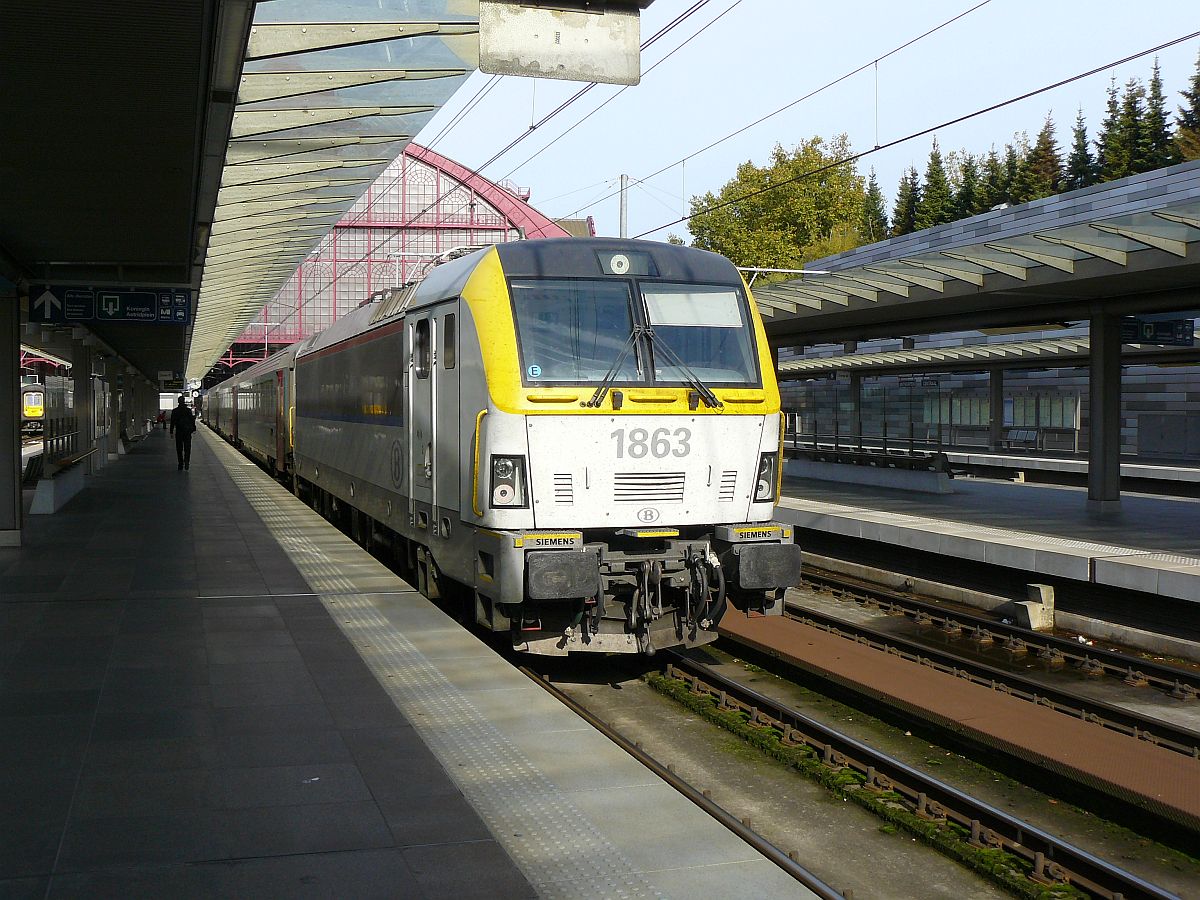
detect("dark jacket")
(170, 405), (196, 436)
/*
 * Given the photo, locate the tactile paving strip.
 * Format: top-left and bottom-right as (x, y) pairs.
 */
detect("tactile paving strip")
(207, 433), (664, 898)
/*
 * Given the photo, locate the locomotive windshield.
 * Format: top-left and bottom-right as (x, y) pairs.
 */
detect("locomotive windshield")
(511, 278), (759, 386)
(641, 284), (758, 385)
(510, 279), (641, 382)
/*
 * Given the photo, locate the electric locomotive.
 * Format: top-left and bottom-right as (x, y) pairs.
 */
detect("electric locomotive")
(20, 383), (46, 435)
(207, 238), (799, 655)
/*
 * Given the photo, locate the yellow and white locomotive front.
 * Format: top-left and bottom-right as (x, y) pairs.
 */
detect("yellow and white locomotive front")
(464, 240), (799, 655)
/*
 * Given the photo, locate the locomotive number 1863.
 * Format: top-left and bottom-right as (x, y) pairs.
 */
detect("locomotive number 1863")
(610, 427), (692, 459)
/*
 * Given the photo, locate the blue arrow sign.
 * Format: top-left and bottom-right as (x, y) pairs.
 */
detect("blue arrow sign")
(28, 285), (191, 325)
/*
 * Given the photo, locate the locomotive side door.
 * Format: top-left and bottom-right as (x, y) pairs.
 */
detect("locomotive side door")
(408, 314), (435, 514)
(433, 305), (460, 521)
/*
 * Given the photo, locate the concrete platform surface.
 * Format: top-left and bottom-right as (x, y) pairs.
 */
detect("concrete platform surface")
(0, 427), (814, 899)
(778, 478), (1200, 603)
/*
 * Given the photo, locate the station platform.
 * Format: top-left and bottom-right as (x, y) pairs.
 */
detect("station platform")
(0, 428), (809, 898)
(777, 478), (1200, 604)
(941, 450), (1200, 486)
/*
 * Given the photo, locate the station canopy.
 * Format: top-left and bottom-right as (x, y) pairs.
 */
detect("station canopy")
(778, 334), (1200, 378)
(186, 1), (480, 379)
(755, 161), (1200, 347)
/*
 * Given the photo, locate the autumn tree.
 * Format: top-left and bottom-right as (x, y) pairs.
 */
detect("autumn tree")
(687, 135), (865, 268)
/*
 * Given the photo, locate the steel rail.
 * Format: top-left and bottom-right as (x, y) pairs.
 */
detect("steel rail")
(517, 665), (846, 900)
(783, 604), (1200, 759)
(663, 653), (1178, 900)
(801, 567), (1200, 701)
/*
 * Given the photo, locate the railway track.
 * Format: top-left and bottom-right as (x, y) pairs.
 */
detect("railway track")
(783, 603), (1200, 759)
(800, 566), (1200, 702)
(518, 664), (846, 900)
(661, 652), (1178, 900)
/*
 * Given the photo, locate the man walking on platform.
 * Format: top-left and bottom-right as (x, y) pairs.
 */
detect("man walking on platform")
(170, 394), (196, 471)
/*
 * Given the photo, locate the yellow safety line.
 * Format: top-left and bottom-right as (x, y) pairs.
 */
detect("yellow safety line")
(775, 412), (785, 503)
(471, 408), (488, 517)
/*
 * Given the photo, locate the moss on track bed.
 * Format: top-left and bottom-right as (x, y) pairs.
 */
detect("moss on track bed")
(647, 671), (1087, 900)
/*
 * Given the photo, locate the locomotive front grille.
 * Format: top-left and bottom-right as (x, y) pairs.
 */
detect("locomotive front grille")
(719, 470), (737, 501)
(613, 472), (685, 503)
(553, 473), (574, 505)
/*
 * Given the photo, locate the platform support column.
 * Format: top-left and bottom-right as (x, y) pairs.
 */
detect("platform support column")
(849, 373), (862, 448)
(0, 293), (20, 546)
(1088, 312), (1121, 508)
(988, 368), (1004, 451)
(72, 341), (95, 473)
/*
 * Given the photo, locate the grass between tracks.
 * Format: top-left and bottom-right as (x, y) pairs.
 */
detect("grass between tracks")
(647, 671), (1087, 900)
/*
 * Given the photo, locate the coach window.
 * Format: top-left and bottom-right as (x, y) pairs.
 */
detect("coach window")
(414, 319), (431, 378)
(443, 314), (456, 369)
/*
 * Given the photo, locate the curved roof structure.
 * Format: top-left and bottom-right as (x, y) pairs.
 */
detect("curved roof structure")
(756, 161), (1200, 346)
(227, 142), (574, 355)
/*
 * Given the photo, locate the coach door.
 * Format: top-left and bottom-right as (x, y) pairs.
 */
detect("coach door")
(274, 369), (285, 472)
(409, 315), (435, 515)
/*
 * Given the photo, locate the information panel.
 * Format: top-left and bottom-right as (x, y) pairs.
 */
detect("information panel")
(29, 285), (191, 326)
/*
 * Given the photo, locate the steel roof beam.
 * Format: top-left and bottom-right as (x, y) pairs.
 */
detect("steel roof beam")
(238, 68), (466, 104)
(862, 266), (945, 292)
(1089, 223), (1188, 257)
(939, 249), (1030, 281)
(230, 107), (432, 140)
(226, 135), (411, 165)
(1153, 210), (1200, 231)
(984, 242), (1075, 273)
(824, 273), (910, 297)
(1034, 232), (1127, 266)
(901, 257), (986, 287)
(245, 22), (479, 61)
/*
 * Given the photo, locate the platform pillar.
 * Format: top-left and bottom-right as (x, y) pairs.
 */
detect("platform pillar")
(1088, 313), (1121, 508)
(72, 341), (95, 473)
(988, 368), (1004, 451)
(849, 373), (862, 446)
(0, 293), (20, 546)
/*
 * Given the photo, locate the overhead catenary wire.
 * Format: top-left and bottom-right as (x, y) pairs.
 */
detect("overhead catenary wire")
(252, 2), (720, 341)
(632, 28), (1200, 239)
(550, 0), (994, 226)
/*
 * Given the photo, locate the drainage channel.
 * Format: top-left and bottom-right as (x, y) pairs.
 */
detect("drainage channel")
(784, 603), (1200, 759)
(801, 568), (1200, 702)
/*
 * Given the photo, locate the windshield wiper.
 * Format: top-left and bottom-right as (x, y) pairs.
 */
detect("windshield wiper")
(585, 325), (646, 408)
(644, 329), (723, 409)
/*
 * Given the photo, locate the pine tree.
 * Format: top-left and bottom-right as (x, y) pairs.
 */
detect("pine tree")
(1144, 59), (1179, 170)
(859, 168), (889, 243)
(1063, 108), (1097, 191)
(1095, 77), (1122, 180)
(1176, 47), (1200, 161)
(915, 139), (954, 230)
(1002, 141), (1023, 204)
(1098, 77), (1146, 180)
(979, 148), (1007, 211)
(1014, 114), (1062, 202)
(955, 153), (981, 218)
(891, 167), (920, 236)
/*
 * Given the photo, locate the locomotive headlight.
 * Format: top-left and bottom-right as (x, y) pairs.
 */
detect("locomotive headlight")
(753, 452), (777, 503)
(490, 455), (527, 508)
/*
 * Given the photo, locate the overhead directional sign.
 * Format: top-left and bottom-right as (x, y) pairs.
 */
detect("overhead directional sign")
(29, 285), (191, 326)
(1120, 316), (1195, 346)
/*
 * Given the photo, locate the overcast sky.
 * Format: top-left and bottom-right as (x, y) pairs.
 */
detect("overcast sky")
(416, 0), (1200, 246)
